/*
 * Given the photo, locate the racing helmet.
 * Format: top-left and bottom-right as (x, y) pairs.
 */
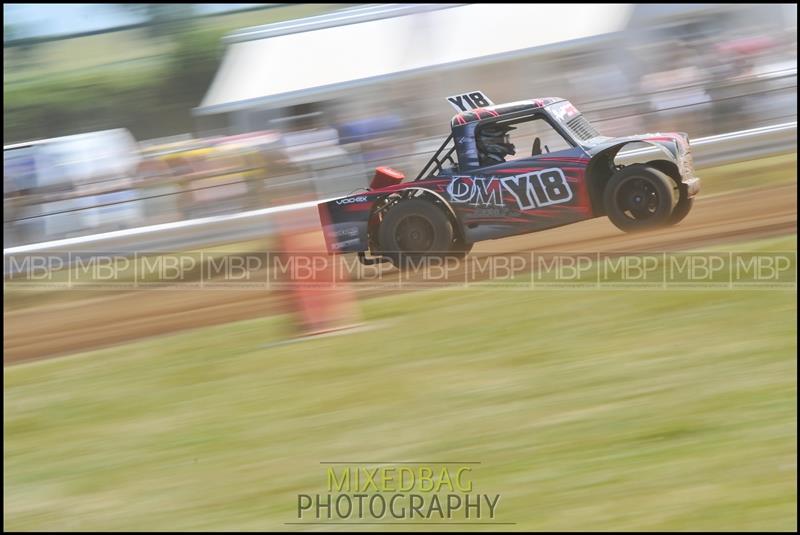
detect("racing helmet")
(477, 124), (516, 164)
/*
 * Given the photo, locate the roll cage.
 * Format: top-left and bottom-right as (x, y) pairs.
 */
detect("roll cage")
(415, 104), (585, 181)
(414, 134), (457, 181)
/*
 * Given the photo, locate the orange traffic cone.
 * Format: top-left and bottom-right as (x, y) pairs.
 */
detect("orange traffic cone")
(273, 202), (361, 337)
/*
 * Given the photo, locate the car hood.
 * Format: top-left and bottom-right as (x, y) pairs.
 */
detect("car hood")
(581, 132), (691, 159)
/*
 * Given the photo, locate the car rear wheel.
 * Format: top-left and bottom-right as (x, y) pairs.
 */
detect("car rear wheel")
(378, 199), (454, 268)
(604, 164), (676, 232)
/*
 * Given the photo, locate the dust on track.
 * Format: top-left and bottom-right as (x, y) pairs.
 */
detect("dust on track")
(4, 183), (797, 365)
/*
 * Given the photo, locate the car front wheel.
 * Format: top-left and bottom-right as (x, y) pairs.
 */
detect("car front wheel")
(604, 164), (676, 232)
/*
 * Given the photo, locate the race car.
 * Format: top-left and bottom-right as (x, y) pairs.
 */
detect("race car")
(319, 92), (700, 267)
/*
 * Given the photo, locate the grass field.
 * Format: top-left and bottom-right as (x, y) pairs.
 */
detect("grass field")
(4, 235), (796, 531)
(698, 152), (797, 195)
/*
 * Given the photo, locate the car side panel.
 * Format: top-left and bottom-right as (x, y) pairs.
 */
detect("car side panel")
(319, 147), (595, 253)
(319, 179), (451, 253)
(441, 147), (595, 243)
(319, 192), (380, 253)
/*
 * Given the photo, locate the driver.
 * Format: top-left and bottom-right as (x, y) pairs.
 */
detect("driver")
(477, 124), (516, 165)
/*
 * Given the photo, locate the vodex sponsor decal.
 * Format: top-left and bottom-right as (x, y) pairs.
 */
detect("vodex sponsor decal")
(336, 196), (368, 205)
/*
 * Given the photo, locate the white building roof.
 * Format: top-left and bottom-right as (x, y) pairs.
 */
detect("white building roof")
(195, 4), (633, 116)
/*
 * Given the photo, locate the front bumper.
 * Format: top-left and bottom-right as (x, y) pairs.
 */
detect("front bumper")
(682, 176), (701, 198)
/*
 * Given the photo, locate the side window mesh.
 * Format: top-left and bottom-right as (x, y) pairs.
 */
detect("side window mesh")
(566, 115), (600, 141)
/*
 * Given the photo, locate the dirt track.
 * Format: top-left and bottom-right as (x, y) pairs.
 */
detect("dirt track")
(4, 183), (797, 365)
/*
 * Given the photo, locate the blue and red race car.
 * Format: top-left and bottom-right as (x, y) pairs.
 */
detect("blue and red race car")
(319, 92), (700, 267)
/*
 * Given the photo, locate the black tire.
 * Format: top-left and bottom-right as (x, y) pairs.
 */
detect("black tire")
(378, 198), (454, 268)
(666, 191), (694, 226)
(604, 164), (676, 232)
(645, 160), (694, 227)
